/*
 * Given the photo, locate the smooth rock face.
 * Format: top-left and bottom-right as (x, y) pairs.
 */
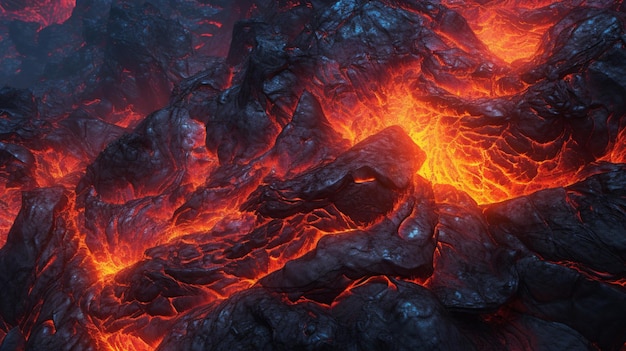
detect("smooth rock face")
(0, 1), (626, 351)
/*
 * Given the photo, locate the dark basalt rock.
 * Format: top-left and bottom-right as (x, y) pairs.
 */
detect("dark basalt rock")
(333, 277), (474, 351)
(1, 1), (626, 350)
(515, 256), (626, 350)
(522, 9), (626, 83)
(0, 327), (25, 351)
(259, 185), (437, 299)
(270, 91), (350, 178)
(77, 106), (204, 203)
(156, 287), (337, 351)
(244, 125), (425, 223)
(455, 310), (596, 351)
(0, 187), (99, 350)
(485, 164), (626, 278)
(0, 187), (67, 325)
(428, 185), (518, 312)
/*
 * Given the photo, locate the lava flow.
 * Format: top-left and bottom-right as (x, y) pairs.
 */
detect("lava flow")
(444, 0), (562, 64)
(1, 1), (626, 351)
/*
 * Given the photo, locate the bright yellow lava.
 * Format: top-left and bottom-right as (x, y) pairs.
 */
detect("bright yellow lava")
(331, 89), (512, 204)
(326, 69), (561, 205)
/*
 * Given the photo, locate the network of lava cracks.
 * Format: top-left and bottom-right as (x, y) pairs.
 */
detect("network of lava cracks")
(1, 0), (626, 350)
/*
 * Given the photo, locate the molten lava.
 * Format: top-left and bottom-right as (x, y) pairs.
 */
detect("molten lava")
(1, 0), (626, 350)
(323, 75), (517, 204)
(444, 0), (561, 64)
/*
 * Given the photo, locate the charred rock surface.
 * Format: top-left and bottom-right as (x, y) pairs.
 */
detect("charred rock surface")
(428, 185), (518, 312)
(243, 125), (425, 222)
(0, 188), (100, 350)
(1, 0), (626, 350)
(485, 164), (626, 278)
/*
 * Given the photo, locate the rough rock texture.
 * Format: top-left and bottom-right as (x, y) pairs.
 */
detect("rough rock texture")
(1, 0), (626, 350)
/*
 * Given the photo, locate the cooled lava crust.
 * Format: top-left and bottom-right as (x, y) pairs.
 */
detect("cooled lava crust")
(1, 1), (626, 350)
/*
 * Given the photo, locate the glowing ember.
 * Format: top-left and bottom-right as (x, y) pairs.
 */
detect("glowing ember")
(1, 0), (626, 350)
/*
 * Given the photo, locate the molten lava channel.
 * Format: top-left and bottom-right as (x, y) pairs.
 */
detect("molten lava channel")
(445, 0), (560, 64)
(1, 1), (626, 350)
(323, 70), (532, 205)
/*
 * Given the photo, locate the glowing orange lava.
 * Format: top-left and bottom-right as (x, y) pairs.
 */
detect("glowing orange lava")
(600, 127), (626, 165)
(1, 1), (624, 350)
(316, 1), (583, 204)
(325, 75), (517, 204)
(0, 190), (21, 246)
(99, 334), (152, 351)
(320, 62), (595, 205)
(444, 0), (560, 64)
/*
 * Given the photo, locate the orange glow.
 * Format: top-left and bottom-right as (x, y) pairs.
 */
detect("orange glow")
(109, 105), (145, 129)
(99, 333), (152, 351)
(34, 147), (85, 187)
(601, 127), (626, 165)
(90, 250), (137, 280)
(0, 189), (21, 247)
(1, 1), (624, 349)
(444, 1), (560, 64)
(324, 85), (512, 204)
(0, 146), (86, 248)
(319, 64), (587, 204)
